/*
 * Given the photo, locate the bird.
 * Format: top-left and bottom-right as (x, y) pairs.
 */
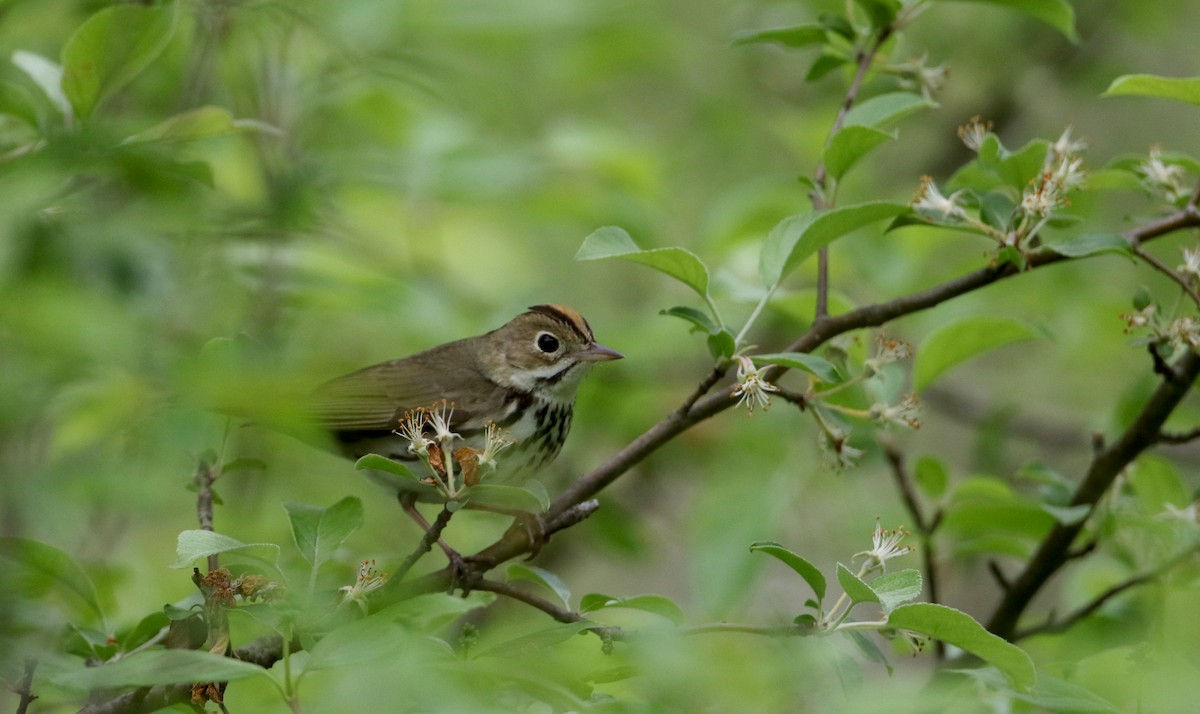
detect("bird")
(310, 304), (622, 493)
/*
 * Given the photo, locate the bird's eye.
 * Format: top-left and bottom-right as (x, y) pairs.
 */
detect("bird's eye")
(535, 332), (561, 354)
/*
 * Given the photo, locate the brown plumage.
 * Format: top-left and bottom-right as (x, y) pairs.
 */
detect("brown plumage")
(312, 304), (622, 484)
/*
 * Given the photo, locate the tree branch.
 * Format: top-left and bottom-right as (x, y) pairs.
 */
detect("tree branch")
(1013, 544), (1200, 640)
(986, 348), (1200, 640)
(472, 578), (585, 624)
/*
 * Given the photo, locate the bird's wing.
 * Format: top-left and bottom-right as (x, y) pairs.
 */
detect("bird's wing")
(311, 353), (500, 433)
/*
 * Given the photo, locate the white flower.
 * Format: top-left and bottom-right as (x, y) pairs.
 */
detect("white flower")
(957, 116), (992, 153)
(1020, 171), (1067, 217)
(395, 410), (431, 457)
(1049, 126), (1087, 161)
(818, 429), (864, 471)
(1179, 247), (1200, 282)
(340, 559), (388, 606)
(1139, 147), (1189, 204)
(426, 400), (460, 444)
(1165, 317), (1200, 351)
(870, 395), (921, 429)
(854, 520), (914, 573)
(1161, 501), (1199, 524)
(913, 176), (966, 222)
(1120, 305), (1156, 332)
(732, 356), (779, 414)
(865, 335), (913, 376)
(478, 421), (514, 472)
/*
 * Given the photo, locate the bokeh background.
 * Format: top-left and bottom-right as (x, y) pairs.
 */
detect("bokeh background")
(2, 0), (1199, 710)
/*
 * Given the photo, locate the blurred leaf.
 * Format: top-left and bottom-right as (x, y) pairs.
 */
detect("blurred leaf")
(1045, 233), (1133, 259)
(752, 352), (841, 383)
(749, 541), (827, 602)
(465, 483), (549, 513)
(661, 306), (717, 334)
(171, 530), (280, 569)
(951, 668), (1121, 713)
(576, 226), (710, 300)
(932, 0), (1078, 42)
(304, 617), (414, 672)
(378, 591), (496, 632)
(1129, 456), (1189, 513)
(759, 202), (909, 288)
(853, 0), (901, 29)
(579, 593), (685, 625)
(887, 603), (1036, 691)
(806, 53), (849, 82)
(1041, 503), (1091, 526)
(284, 497), (364, 569)
(0, 80), (40, 127)
(475, 621), (595, 658)
(1103, 74), (1200, 106)
(121, 611), (170, 651)
(913, 316), (1040, 392)
(914, 456), (949, 500)
(871, 569), (922, 613)
(0, 537), (105, 622)
(843, 92), (936, 129)
(11, 50), (70, 117)
(730, 24), (826, 49)
(843, 630), (892, 675)
(61, 2), (177, 120)
(836, 563), (879, 605)
(507, 563), (572, 610)
(123, 106), (278, 144)
(54, 649), (268, 690)
(825, 126), (895, 181)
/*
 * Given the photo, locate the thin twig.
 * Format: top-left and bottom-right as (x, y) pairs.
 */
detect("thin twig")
(1130, 242), (1200, 310)
(1014, 545), (1200, 640)
(14, 659), (37, 714)
(472, 578), (585, 624)
(194, 457), (219, 573)
(881, 443), (930, 533)
(682, 622), (808, 637)
(1157, 425), (1200, 445)
(393, 505), (456, 582)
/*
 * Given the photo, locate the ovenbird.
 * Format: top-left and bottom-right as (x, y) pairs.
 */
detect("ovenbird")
(312, 304), (622, 487)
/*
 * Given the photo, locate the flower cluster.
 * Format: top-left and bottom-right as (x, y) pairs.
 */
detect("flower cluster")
(393, 401), (513, 496)
(853, 520), (915, 574)
(1120, 301), (1200, 355)
(912, 176), (966, 223)
(340, 559), (388, 610)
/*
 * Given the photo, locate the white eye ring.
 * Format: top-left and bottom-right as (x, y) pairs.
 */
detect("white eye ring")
(535, 331), (561, 354)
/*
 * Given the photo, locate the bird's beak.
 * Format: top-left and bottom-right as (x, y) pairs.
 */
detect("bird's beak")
(580, 341), (624, 362)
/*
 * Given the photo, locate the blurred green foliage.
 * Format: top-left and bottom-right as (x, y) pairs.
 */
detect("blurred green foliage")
(2, 0), (1200, 711)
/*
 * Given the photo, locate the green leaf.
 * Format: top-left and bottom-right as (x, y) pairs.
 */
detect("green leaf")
(0, 80), (41, 127)
(1040, 503), (1091, 526)
(474, 621), (596, 658)
(1045, 233), (1132, 259)
(507, 563), (572, 610)
(853, 0), (901, 29)
(871, 569), (923, 613)
(1103, 74), (1200, 107)
(887, 603), (1036, 691)
(464, 483), (549, 513)
(576, 226), (710, 299)
(354, 454), (422, 483)
(660, 305), (717, 334)
(913, 316), (1040, 392)
(836, 563), (879, 606)
(749, 541), (827, 602)
(0, 537), (105, 621)
(123, 106), (276, 144)
(61, 2), (177, 120)
(304, 617), (412, 671)
(378, 591), (496, 632)
(284, 497), (364, 569)
(759, 202), (909, 288)
(11, 50), (70, 117)
(53, 649), (268, 690)
(1129, 456), (1189, 513)
(730, 24), (827, 49)
(843, 92), (936, 129)
(825, 125), (895, 181)
(914, 456), (949, 500)
(806, 53), (849, 82)
(931, 0), (1077, 42)
(843, 629), (893, 675)
(751, 352), (841, 384)
(579, 593), (685, 625)
(706, 329), (736, 360)
(170, 530), (280, 569)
